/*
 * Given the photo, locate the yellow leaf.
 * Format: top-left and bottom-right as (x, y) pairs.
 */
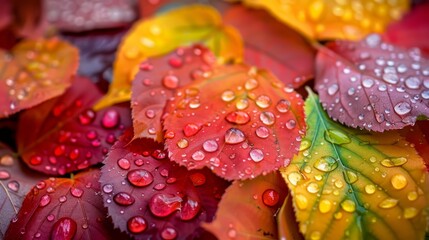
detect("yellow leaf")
(94, 4), (243, 110)
(243, 0), (410, 40)
(281, 90), (429, 239)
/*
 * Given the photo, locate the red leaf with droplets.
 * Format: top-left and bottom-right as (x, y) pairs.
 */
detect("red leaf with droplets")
(0, 38), (79, 118)
(202, 172), (287, 239)
(224, 5), (316, 88)
(163, 64), (305, 180)
(0, 144), (45, 238)
(44, 0), (136, 32)
(4, 169), (126, 240)
(315, 34), (429, 132)
(384, 3), (429, 55)
(131, 45), (215, 142)
(99, 129), (229, 239)
(17, 76), (131, 175)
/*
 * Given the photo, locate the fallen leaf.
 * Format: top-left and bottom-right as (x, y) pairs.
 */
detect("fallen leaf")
(4, 169), (126, 239)
(242, 0), (410, 40)
(202, 172), (287, 239)
(17, 76), (131, 175)
(0, 38), (79, 118)
(316, 34), (429, 131)
(0, 144), (45, 238)
(131, 45), (215, 142)
(281, 90), (429, 239)
(224, 5), (316, 88)
(163, 64), (306, 180)
(94, 4), (243, 110)
(99, 129), (229, 239)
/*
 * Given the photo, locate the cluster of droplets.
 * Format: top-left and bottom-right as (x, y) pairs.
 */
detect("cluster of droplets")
(0, 154), (20, 192)
(318, 34), (429, 130)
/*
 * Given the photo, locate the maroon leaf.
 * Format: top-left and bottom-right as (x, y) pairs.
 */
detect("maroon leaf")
(315, 34), (429, 131)
(0, 144), (45, 238)
(44, 0), (137, 32)
(99, 129), (229, 239)
(4, 169), (126, 239)
(400, 121), (429, 171)
(17, 76), (131, 175)
(131, 45), (215, 142)
(224, 5), (316, 88)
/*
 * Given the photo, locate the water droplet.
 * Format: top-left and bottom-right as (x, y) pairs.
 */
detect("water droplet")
(189, 173), (206, 186)
(127, 169), (154, 187)
(262, 189), (279, 206)
(324, 129), (351, 145)
(191, 151), (205, 161)
(39, 195), (51, 207)
(225, 111), (250, 125)
(47, 214), (55, 222)
(391, 174), (407, 190)
(228, 228), (237, 238)
(295, 194), (308, 210)
(394, 102), (411, 115)
(8, 180), (19, 191)
(318, 199), (332, 213)
(287, 172), (302, 186)
(256, 95), (271, 108)
(365, 34), (381, 47)
(276, 99), (290, 113)
(362, 78), (374, 88)
(149, 193), (182, 217)
(78, 109), (96, 125)
(154, 183), (166, 190)
(346, 170), (358, 184)
(405, 77), (421, 89)
(235, 98), (249, 110)
(285, 119), (296, 129)
(225, 128), (246, 144)
(403, 207), (418, 219)
(250, 149), (264, 162)
(378, 198), (398, 209)
(310, 231), (321, 240)
(259, 112), (275, 126)
(327, 84), (338, 95)
(127, 216), (147, 234)
(221, 90), (235, 102)
(161, 227), (177, 240)
(381, 157), (407, 167)
(365, 184), (376, 194)
(30, 156), (42, 165)
(69, 149), (79, 160)
(314, 156), (338, 172)
(0, 154), (14, 166)
(162, 75), (179, 89)
(117, 158), (131, 170)
(183, 123), (200, 137)
(177, 139), (189, 149)
(255, 126), (269, 139)
(244, 78), (258, 90)
(102, 184), (113, 194)
(51, 217), (77, 240)
(299, 140), (311, 151)
(168, 57), (182, 68)
(341, 199), (356, 213)
(114, 192), (135, 206)
(181, 197), (201, 220)
(306, 182), (319, 193)
(0, 170), (10, 180)
(407, 191), (418, 201)
(203, 140), (218, 152)
(101, 110), (120, 129)
(70, 187), (83, 198)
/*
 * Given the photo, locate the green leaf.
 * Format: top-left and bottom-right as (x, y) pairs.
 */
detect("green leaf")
(281, 89), (429, 239)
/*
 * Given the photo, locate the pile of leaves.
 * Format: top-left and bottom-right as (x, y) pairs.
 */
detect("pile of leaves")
(1, 0), (429, 239)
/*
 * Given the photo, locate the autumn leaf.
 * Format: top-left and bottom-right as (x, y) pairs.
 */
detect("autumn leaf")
(94, 4), (243, 110)
(17, 76), (131, 175)
(281, 90), (429, 239)
(202, 172), (287, 239)
(276, 195), (303, 240)
(45, 0), (136, 31)
(99, 129), (229, 239)
(315, 34), (429, 131)
(242, 0), (410, 40)
(163, 64), (306, 180)
(4, 169), (126, 239)
(131, 45), (215, 142)
(400, 121), (429, 171)
(0, 144), (45, 238)
(0, 38), (79, 118)
(224, 5), (316, 88)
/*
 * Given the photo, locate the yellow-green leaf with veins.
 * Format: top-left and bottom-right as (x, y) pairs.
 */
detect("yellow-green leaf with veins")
(94, 4), (243, 110)
(281, 90), (429, 240)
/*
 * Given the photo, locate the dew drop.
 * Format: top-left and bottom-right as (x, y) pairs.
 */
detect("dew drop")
(255, 95), (271, 108)
(391, 174), (407, 190)
(306, 182), (319, 193)
(59, 195), (67, 203)
(365, 184), (376, 194)
(0, 170), (10, 180)
(327, 84), (338, 95)
(168, 57), (182, 68)
(394, 102), (411, 115)
(362, 78), (374, 88)
(378, 198), (398, 209)
(117, 158), (131, 170)
(255, 126), (269, 139)
(50, 217), (77, 240)
(405, 77), (421, 89)
(162, 75), (179, 89)
(183, 123), (200, 137)
(177, 139), (189, 149)
(113, 192), (135, 206)
(345, 170), (358, 184)
(101, 110), (120, 129)
(310, 231), (321, 240)
(407, 191), (418, 201)
(295, 194), (308, 210)
(381, 157), (407, 167)
(365, 34), (381, 47)
(127, 216), (147, 234)
(203, 140), (218, 152)
(221, 90), (235, 102)
(127, 169), (154, 187)
(403, 207), (418, 219)
(235, 98), (249, 110)
(287, 172), (302, 186)
(192, 151), (205, 161)
(47, 214), (55, 222)
(39, 195), (51, 207)
(259, 112), (275, 126)
(161, 227), (177, 240)
(285, 119), (296, 129)
(314, 156), (338, 172)
(262, 189), (279, 206)
(244, 78), (258, 90)
(30, 155), (42, 165)
(149, 193), (182, 217)
(225, 111), (250, 125)
(225, 128), (246, 144)
(340, 199), (356, 213)
(7, 180), (19, 192)
(318, 199), (332, 213)
(102, 184), (113, 194)
(249, 149), (264, 162)
(189, 173), (206, 186)
(70, 187), (83, 198)
(0, 154), (14, 166)
(324, 129), (351, 145)
(78, 109), (96, 125)
(181, 197), (201, 220)
(299, 140), (311, 151)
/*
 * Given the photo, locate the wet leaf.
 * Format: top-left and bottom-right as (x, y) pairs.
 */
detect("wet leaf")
(4, 169), (126, 239)
(94, 4), (243, 110)
(384, 2), (429, 55)
(17, 76), (131, 176)
(0, 144), (45, 238)
(400, 121), (429, 171)
(315, 34), (429, 131)
(45, 0), (136, 32)
(99, 129), (229, 239)
(242, 0), (410, 40)
(281, 90), (429, 239)
(224, 5), (316, 88)
(0, 38), (79, 118)
(163, 64), (306, 180)
(202, 172), (286, 239)
(131, 45), (215, 142)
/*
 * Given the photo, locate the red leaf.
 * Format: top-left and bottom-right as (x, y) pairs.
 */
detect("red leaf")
(202, 172), (287, 239)
(44, 0), (137, 32)
(4, 169), (126, 239)
(131, 45), (215, 142)
(315, 34), (429, 131)
(0, 38), (79, 118)
(99, 129), (229, 239)
(0, 144), (45, 238)
(17, 76), (131, 175)
(224, 5), (316, 88)
(163, 64), (306, 180)
(400, 121), (429, 171)
(384, 3), (429, 55)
